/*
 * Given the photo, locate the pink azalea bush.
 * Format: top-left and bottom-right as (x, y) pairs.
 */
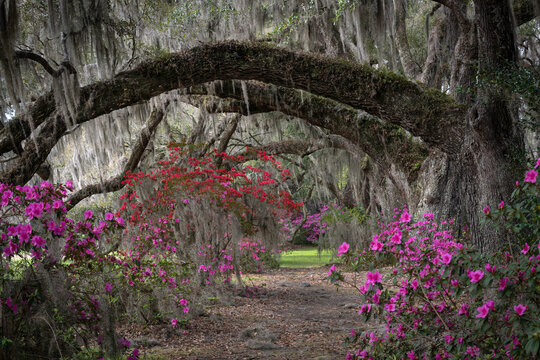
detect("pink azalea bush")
(483, 158), (539, 248)
(0, 144), (300, 358)
(0, 181), (127, 358)
(331, 160), (540, 359)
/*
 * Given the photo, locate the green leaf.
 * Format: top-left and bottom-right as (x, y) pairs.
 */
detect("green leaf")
(525, 338), (540, 356)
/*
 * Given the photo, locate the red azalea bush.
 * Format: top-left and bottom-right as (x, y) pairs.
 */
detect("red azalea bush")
(0, 143), (300, 359)
(331, 160), (539, 359)
(117, 143), (301, 323)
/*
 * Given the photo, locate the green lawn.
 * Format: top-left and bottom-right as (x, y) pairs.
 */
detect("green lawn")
(279, 247), (335, 268)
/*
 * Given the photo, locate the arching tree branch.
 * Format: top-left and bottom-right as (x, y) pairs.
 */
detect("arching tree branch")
(15, 51), (58, 77)
(180, 81), (428, 176)
(0, 41), (464, 185)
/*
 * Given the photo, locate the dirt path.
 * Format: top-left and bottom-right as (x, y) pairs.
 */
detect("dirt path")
(125, 267), (372, 360)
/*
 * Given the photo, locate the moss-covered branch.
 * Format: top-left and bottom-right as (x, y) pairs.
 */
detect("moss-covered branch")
(181, 81), (428, 175)
(1, 40), (464, 185)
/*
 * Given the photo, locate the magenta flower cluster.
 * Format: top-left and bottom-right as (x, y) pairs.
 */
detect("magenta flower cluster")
(331, 204), (539, 359)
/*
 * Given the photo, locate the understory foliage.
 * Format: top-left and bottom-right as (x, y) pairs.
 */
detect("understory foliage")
(330, 160), (540, 359)
(0, 144), (299, 359)
(286, 202), (369, 250)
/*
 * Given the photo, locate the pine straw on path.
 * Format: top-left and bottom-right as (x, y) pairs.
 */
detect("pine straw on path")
(119, 267), (380, 360)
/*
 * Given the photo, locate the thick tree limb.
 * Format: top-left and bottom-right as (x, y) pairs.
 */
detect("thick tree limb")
(1, 41), (464, 185)
(66, 102), (168, 209)
(181, 81), (428, 175)
(393, 0), (422, 78)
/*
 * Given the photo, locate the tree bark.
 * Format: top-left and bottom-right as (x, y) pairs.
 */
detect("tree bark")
(429, 0), (525, 251)
(393, 0), (421, 78)
(0, 41), (465, 161)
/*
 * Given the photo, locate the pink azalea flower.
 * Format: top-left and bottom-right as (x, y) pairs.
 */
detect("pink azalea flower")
(400, 210), (411, 223)
(521, 243), (530, 254)
(441, 253), (452, 264)
(514, 304), (528, 316)
(105, 212), (114, 220)
(458, 303), (469, 316)
(328, 264), (336, 275)
(524, 169), (537, 183)
(483, 205), (490, 215)
(384, 303), (396, 312)
(423, 212), (435, 220)
(84, 210), (93, 220)
(52, 199), (64, 209)
(468, 270), (484, 283)
(369, 238), (384, 251)
(391, 231), (402, 244)
(31, 235), (46, 248)
(485, 263), (495, 273)
(410, 279), (418, 290)
(476, 303), (490, 318)
(105, 283), (113, 293)
(498, 200), (504, 209)
(337, 242), (350, 256)
(407, 350), (417, 360)
(499, 277), (509, 291)
(366, 271), (382, 284)
(183, 307), (189, 313)
(25, 202), (44, 219)
(358, 304), (371, 314)
(466, 346), (480, 357)
(171, 318), (178, 327)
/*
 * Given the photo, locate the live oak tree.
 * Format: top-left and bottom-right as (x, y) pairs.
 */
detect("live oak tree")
(0, 0), (538, 251)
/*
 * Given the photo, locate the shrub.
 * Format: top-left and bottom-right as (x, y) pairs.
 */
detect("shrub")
(330, 159), (539, 359)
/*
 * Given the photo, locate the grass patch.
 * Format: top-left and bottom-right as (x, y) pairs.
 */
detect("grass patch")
(279, 247), (335, 268)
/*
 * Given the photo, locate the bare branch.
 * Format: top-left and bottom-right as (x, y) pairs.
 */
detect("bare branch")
(215, 114), (240, 167)
(15, 50), (77, 78)
(15, 51), (58, 76)
(66, 102), (169, 210)
(430, 0), (469, 28)
(240, 136), (362, 160)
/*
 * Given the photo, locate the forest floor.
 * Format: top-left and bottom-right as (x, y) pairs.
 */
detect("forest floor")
(119, 266), (381, 360)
